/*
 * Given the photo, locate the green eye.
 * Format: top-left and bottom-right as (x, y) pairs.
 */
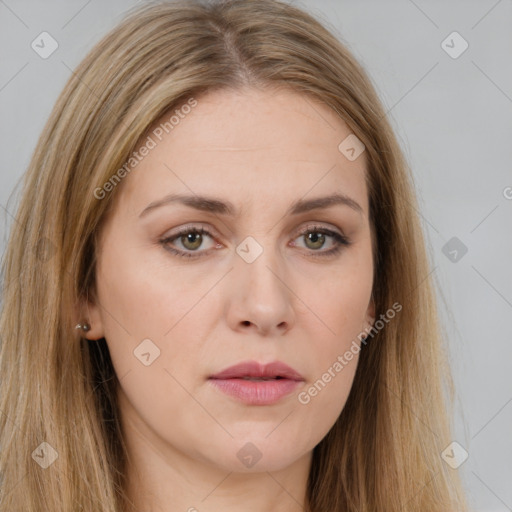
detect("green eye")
(292, 226), (350, 259)
(160, 225), (350, 260)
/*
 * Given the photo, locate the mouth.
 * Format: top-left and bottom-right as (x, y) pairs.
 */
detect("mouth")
(209, 360), (304, 381)
(208, 360), (304, 405)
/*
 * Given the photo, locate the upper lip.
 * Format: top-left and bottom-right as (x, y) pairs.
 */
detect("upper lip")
(209, 360), (304, 381)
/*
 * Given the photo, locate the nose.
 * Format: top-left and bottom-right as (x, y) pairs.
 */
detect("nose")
(225, 244), (296, 337)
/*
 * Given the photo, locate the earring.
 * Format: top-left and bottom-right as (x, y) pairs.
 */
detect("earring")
(75, 322), (91, 333)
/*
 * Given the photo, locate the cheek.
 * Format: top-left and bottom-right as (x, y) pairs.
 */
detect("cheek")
(299, 277), (366, 401)
(95, 240), (223, 393)
(96, 239), (205, 338)
(301, 249), (373, 341)
(289, 280), (367, 444)
(94, 251), (214, 446)
(296, 350), (359, 437)
(292, 249), (372, 409)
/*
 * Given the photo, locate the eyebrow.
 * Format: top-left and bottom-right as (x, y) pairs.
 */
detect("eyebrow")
(139, 192), (363, 218)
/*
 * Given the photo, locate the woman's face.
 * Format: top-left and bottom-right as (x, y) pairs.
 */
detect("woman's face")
(85, 86), (375, 475)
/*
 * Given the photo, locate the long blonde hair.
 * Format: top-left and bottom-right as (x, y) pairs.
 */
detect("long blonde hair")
(0, 0), (468, 510)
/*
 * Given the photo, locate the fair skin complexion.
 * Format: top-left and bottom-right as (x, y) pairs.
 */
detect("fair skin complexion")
(81, 86), (375, 512)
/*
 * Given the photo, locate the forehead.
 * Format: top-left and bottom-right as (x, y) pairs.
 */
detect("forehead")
(119, 86), (369, 217)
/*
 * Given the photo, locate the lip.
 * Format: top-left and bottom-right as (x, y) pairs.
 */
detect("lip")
(209, 360), (304, 380)
(208, 360), (305, 405)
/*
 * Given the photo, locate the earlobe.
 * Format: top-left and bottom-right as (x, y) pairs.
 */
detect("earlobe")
(76, 296), (105, 341)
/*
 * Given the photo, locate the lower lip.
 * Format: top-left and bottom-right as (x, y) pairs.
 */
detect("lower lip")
(208, 378), (303, 405)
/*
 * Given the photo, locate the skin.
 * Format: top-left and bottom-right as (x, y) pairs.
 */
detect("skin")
(81, 86), (375, 512)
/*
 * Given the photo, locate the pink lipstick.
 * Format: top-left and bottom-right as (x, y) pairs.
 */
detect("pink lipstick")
(208, 360), (305, 405)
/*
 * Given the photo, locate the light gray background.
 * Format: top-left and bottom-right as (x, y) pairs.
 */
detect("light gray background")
(1, 1), (511, 510)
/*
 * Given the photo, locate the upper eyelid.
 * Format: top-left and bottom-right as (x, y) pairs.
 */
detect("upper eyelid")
(164, 221), (344, 239)
(162, 223), (346, 250)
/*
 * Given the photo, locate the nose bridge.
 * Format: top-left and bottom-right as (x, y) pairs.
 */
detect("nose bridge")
(228, 233), (295, 333)
(236, 233), (287, 298)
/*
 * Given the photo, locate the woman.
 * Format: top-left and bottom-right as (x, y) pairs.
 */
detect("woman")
(0, 0), (468, 510)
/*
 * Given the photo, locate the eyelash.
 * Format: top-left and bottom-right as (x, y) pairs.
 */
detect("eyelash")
(159, 224), (351, 260)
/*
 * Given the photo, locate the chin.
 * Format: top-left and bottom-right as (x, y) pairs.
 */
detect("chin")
(198, 435), (310, 474)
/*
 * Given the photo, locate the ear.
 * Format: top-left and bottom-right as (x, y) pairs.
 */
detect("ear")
(77, 292), (105, 341)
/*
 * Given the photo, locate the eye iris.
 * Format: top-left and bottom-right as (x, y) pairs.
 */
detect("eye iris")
(182, 232), (202, 250)
(305, 232), (325, 250)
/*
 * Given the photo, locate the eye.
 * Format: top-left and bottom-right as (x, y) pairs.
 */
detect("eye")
(159, 224), (351, 260)
(160, 225), (218, 259)
(291, 225), (351, 258)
